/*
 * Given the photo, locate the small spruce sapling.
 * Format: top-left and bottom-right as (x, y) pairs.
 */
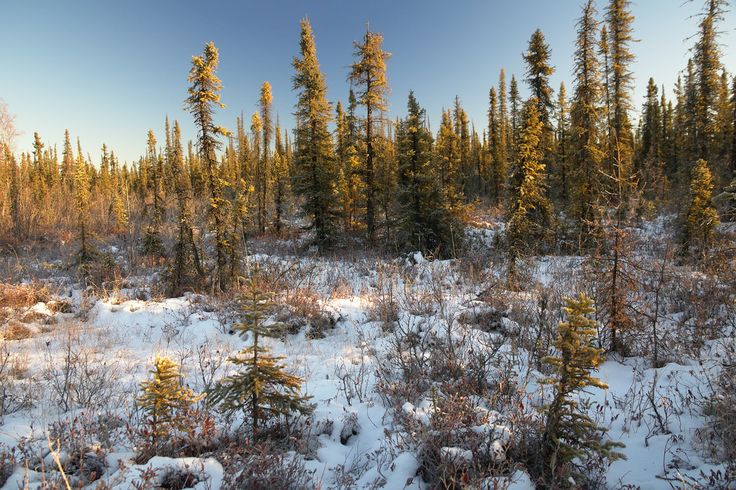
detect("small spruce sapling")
(540, 293), (624, 487)
(209, 270), (312, 440)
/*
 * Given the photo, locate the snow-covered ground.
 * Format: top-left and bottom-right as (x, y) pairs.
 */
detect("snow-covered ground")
(0, 243), (732, 489)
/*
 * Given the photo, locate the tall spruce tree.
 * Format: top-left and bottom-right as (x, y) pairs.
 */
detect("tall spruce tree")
(506, 99), (553, 286)
(74, 138), (92, 263)
(605, 0), (636, 198)
(570, 0), (604, 247)
(683, 158), (720, 256)
(523, 29), (555, 127)
(185, 41), (230, 290)
(142, 129), (165, 258)
(693, 0), (728, 164)
(257, 81), (273, 234)
(169, 120), (204, 296)
(272, 121), (289, 233)
(348, 29), (391, 242)
(396, 91), (458, 256)
(292, 18), (339, 248)
(555, 82), (570, 205)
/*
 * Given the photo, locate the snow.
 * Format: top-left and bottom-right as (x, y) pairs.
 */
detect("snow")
(0, 229), (732, 488)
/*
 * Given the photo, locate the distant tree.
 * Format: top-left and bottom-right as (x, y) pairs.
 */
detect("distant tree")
(605, 0), (636, 198)
(74, 138), (92, 263)
(272, 121), (290, 233)
(683, 158), (720, 256)
(540, 294), (625, 487)
(185, 41), (231, 290)
(142, 129), (165, 258)
(291, 18), (339, 248)
(257, 81), (273, 234)
(506, 99), (553, 286)
(0, 99), (19, 151)
(61, 129), (74, 188)
(693, 0), (728, 164)
(396, 91), (459, 256)
(569, 0), (604, 246)
(169, 120), (204, 296)
(349, 29), (391, 242)
(523, 29), (555, 126)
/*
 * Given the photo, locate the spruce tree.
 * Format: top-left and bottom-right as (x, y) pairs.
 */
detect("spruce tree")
(61, 129), (74, 188)
(683, 158), (720, 256)
(185, 41), (230, 290)
(272, 122), (289, 234)
(555, 82), (570, 205)
(348, 29), (391, 242)
(137, 355), (198, 452)
(488, 86), (506, 203)
(142, 129), (165, 258)
(605, 0), (636, 198)
(209, 271), (312, 439)
(397, 92), (459, 256)
(257, 81), (273, 234)
(509, 75), (521, 159)
(523, 29), (555, 127)
(541, 294), (625, 487)
(291, 18), (339, 248)
(570, 0), (604, 246)
(693, 0), (728, 164)
(506, 99), (553, 286)
(497, 69), (510, 181)
(74, 138), (92, 263)
(169, 120), (204, 297)
(435, 109), (464, 212)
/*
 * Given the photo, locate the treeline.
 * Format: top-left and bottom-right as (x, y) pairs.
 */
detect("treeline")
(0, 0), (734, 293)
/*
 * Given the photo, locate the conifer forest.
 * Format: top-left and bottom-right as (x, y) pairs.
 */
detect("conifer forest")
(2, 1), (736, 488)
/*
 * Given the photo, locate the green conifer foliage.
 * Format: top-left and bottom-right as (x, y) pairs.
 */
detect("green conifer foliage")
(185, 41), (230, 290)
(291, 18), (339, 248)
(570, 0), (604, 246)
(142, 129), (165, 258)
(397, 92), (460, 256)
(74, 138), (93, 263)
(523, 29), (555, 126)
(540, 294), (625, 487)
(605, 0), (636, 196)
(693, 0), (728, 163)
(257, 81), (273, 234)
(349, 29), (391, 242)
(169, 120), (204, 296)
(209, 271), (312, 439)
(506, 99), (553, 285)
(683, 158), (720, 256)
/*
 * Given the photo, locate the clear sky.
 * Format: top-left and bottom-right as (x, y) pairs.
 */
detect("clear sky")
(1, 0), (734, 164)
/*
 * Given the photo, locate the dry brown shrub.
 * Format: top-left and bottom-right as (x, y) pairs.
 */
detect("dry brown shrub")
(0, 283), (50, 309)
(1, 321), (34, 341)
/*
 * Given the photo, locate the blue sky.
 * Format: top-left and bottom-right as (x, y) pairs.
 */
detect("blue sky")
(1, 0), (734, 164)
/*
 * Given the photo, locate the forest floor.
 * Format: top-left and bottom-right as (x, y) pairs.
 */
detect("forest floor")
(0, 220), (733, 489)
